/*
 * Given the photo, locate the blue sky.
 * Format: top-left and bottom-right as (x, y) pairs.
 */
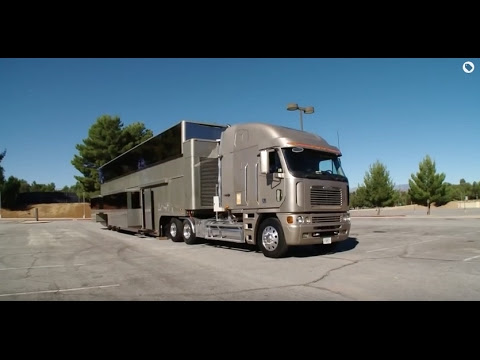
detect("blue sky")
(0, 58), (478, 190)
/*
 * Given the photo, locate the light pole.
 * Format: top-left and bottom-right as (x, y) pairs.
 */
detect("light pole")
(0, 191), (2, 219)
(83, 191), (85, 219)
(286, 103), (314, 131)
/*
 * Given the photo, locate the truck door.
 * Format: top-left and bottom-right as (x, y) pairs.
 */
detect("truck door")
(258, 149), (285, 208)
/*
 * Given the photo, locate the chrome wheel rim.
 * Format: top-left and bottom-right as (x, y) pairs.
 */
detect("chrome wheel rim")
(262, 226), (279, 251)
(183, 223), (191, 239)
(170, 222), (177, 237)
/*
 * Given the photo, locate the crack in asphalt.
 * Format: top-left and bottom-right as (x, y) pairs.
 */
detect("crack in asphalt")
(26, 256), (40, 277)
(152, 257), (361, 300)
(305, 259), (359, 286)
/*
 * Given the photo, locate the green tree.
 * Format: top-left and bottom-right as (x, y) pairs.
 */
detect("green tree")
(350, 185), (368, 209)
(458, 178), (474, 200)
(472, 181), (479, 200)
(69, 182), (85, 201)
(0, 148), (6, 184)
(30, 181), (56, 192)
(19, 179), (31, 193)
(443, 182), (457, 202)
(392, 190), (411, 206)
(30, 181), (41, 192)
(408, 155), (448, 215)
(363, 161), (395, 215)
(121, 122), (153, 152)
(2, 176), (21, 209)
(71, 115), (153, 193)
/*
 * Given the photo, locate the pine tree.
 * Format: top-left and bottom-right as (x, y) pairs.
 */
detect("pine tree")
(71, 115), (153, 193)
(363, 160), (395, 215)
(408, 155), (447, 215)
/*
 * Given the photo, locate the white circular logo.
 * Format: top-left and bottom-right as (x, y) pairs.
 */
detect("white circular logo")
(463, 61), (474, 74)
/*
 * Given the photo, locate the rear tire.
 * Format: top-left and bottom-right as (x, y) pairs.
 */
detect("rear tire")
(182, 219), (197, 245)
(257, 218), (288, 258)
(167, 218), (183, 242)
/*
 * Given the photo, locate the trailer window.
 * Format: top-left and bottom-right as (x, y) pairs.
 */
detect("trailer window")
(100, 123), (182, 182)
(185, 122), (226, 141)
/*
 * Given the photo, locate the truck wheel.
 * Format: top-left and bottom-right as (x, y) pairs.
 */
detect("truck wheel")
(167, 218), (183, 242)
(258, 218), (288, 258)
(182, 219), (197, 245)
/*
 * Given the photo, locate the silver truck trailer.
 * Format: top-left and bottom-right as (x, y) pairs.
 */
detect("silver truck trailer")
(92, 120), (351, 258)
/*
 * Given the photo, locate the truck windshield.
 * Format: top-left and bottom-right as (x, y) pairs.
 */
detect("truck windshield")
(281, 147), (347, 181)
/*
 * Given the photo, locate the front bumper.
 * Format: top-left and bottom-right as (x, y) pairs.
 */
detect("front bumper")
(277, 212), (351, 246)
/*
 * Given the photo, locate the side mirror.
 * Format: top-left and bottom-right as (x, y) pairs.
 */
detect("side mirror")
(260, 150), (268, 174)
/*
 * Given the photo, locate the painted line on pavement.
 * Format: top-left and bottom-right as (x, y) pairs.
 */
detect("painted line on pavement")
(463, 255), (480, 262)
(366, 238), (440, 253)
(0, 284), (120, 297)
(0, 264), (85, 271)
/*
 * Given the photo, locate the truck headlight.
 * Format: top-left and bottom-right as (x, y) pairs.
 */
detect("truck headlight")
(297, 216), (304, 224)
(342, 212), (351, 222)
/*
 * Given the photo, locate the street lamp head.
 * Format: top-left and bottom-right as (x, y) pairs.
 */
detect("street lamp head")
(303, 106), (314, 114)
(286, 103), (299, 111)
(286, 102), (314, 131)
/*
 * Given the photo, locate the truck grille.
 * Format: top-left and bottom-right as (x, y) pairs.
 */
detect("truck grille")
(311, 215), (342, 223)
(310, 186), (342, 206)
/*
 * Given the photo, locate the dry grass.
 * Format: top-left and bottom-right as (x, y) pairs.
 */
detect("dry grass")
(0, 203), (91, 219)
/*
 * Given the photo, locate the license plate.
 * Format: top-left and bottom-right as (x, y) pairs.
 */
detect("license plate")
(323, 237), (332, 244)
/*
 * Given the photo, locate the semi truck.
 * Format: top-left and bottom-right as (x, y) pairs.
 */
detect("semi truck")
(91, 120), (351, 258)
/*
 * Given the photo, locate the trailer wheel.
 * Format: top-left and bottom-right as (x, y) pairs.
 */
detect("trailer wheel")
(167, 218), (183, 242)
(258, 218), (288, 258)
(182, 219), (197, 245)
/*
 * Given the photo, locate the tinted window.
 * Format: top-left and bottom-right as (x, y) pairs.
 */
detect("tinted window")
(100, 124), (182, 182)
(185, 122), (226, 141)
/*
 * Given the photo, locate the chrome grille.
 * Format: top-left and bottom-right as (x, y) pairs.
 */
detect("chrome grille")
(310, 186), (342, 206)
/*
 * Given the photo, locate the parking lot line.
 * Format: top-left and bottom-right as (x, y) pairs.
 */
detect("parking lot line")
(0, 264), (85, 271)
(0, 284), (120, 297)
(463, 255), (480, 262)
(366, 238), (441, 253)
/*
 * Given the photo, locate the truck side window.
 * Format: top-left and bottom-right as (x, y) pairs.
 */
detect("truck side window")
(268, 151), (282, 173)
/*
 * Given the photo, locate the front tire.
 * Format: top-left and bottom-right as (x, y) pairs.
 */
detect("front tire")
(258, 218), (288, 258)
(182, 219), (197, 245)
(167, 218), (183, 242)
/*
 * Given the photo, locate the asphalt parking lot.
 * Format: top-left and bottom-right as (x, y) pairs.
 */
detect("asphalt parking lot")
(0, 213), (479, 300)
